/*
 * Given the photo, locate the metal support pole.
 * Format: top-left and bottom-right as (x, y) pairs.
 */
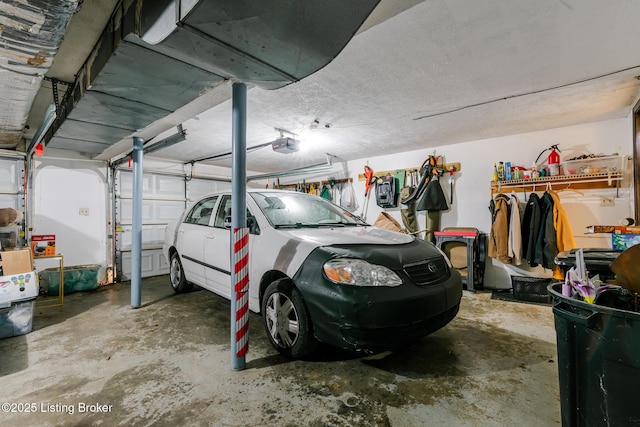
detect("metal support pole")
(131, 136), (144, 308)
(231, 82), (249, 370)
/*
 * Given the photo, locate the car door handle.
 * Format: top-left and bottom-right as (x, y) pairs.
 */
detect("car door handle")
(205, 235), (215, 239)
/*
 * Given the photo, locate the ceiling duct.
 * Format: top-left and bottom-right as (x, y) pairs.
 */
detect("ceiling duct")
(39, 0), (380, 157)
(139, 0), (381, 90)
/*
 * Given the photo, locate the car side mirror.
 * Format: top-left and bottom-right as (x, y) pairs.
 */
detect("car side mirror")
(224, 216), (260, 235)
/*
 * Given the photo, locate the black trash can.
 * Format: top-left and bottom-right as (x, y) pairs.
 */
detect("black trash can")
(554, 248), (621, 282)
(548, 283), (640, 426)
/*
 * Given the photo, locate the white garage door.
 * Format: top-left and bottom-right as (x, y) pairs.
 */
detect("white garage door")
(115, 168), (230, 280)
(0, 156), (26, 248)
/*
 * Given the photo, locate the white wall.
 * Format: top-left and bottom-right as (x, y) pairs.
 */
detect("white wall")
(32, 153), (109, 273)
(31, 116), (635, 288)
(31, 151), (233, 276)
(342, 116), (634, 289)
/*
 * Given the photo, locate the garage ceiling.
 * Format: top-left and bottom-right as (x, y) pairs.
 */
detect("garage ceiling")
(4, 0), (640, 173)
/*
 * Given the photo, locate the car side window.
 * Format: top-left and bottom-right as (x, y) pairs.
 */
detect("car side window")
(213, 195), (259, 233)
(184, 196), (218, 226)
(214, 195), (232, 228)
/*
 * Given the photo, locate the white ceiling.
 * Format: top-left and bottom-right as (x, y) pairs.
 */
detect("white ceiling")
(19, 1), (640, 172)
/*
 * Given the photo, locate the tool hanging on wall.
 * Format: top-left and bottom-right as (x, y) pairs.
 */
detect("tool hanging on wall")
(401, 155), (443, 205)
(363, 166), (374, 197)
(448, 165), (455, 204)
(395, 169), (406, 195)
(375, 173), (397, 208)
(400, 170), (419, 233)
(361, 165), (376, 221)
(413, 156), (447, 243)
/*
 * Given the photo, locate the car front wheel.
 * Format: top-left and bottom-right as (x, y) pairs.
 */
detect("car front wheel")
(262, 279), (318, 358)
(170, 252), (192, 293)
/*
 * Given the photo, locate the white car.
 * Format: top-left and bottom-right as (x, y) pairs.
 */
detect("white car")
(163, 189), (462, 358)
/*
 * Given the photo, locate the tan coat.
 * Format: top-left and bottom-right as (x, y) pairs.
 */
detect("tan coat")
(489, 194), (511, 264)
(550, 191), (576, 279)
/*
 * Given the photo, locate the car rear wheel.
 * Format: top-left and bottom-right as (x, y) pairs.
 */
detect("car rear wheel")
(262, 279), (318, 358)
(170, 252), (192, 293)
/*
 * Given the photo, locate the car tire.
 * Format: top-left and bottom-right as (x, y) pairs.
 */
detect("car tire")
(170, 252), (192, 293)
(262, 279), (318, 358)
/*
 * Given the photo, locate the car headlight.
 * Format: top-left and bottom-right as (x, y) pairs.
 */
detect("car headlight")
(433, 245), (453, 268)
(323, 258), (403, 287)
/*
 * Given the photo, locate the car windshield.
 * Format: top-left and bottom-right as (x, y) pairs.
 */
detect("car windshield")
(250, 191), (367, 228)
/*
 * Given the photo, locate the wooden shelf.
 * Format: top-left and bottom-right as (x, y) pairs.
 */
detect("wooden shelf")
(357, 162), (461, 181)
(273, 177), (352, 190)
(491, 171), (624, 195)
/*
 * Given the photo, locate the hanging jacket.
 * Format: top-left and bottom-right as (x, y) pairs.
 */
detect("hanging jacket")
(533, 191), (556, 269)
(521, 193), (542, 264)
(508, 193), (523, 265)
(549, 191), (577, 279)
(488, 193), (511, 264)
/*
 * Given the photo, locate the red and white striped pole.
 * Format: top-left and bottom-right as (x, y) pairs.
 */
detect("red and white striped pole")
(231, 82), (248, 370)
(233, 227), (250, 358)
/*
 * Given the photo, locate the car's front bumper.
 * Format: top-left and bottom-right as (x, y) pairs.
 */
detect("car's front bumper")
(292, 242), (463, 353)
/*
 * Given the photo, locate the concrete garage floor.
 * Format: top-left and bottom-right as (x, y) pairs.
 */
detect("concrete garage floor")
(1, 276), (561, 426)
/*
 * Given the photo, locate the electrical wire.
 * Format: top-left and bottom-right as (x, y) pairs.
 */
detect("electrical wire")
(188, 140), (273, 164)
(413, 65), (640, 121)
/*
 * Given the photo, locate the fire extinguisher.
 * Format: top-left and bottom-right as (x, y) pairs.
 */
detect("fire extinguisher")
(548, 144), (561, 176)
(535, 144), (561, 176)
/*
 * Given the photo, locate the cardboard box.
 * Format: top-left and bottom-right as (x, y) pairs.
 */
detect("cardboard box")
(0, 271), (37, 304)
(31, 234), (56, 257)
(586, 225), (622, 234)
(0, 248), (33, 275)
